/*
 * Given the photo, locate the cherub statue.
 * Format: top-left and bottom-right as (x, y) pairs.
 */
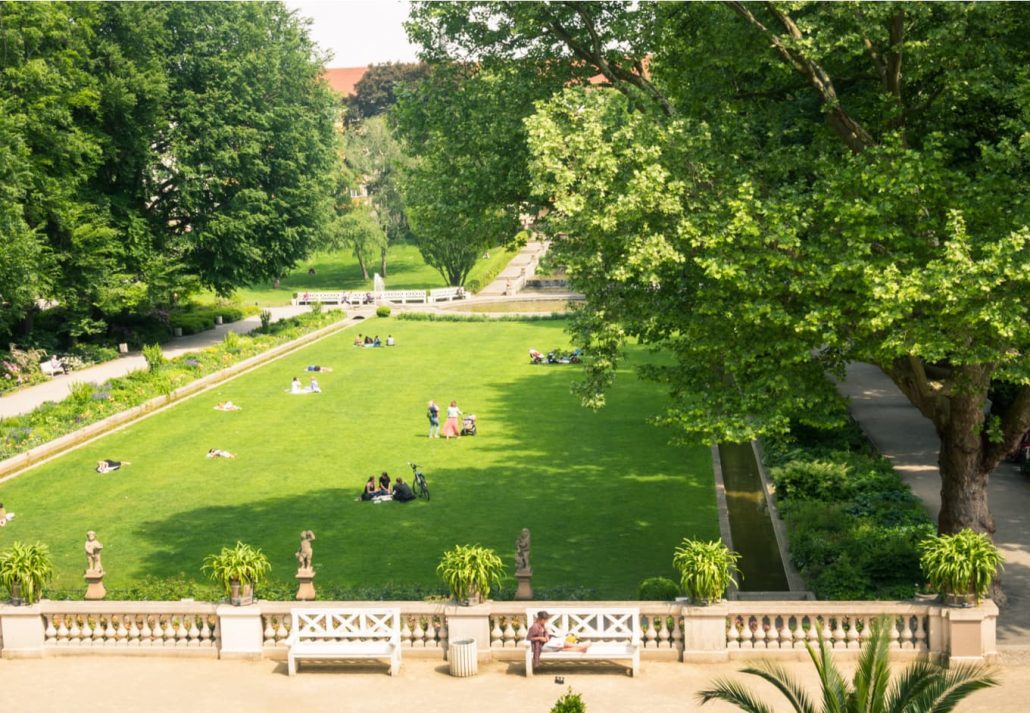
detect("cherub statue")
(84, 530), (104, 574)
(295, 530), (315, 571)
(515, 528), (531, 573)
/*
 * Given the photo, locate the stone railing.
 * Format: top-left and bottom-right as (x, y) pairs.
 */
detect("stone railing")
(0, 599), (997, 666)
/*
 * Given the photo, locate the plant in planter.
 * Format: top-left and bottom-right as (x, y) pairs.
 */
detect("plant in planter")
(919, 528), (1004, 605)
(672, 538), (741, 605)
(436, 544), (505, 605)
(0, 542), (54, 605)
(202, 542), (272, 606)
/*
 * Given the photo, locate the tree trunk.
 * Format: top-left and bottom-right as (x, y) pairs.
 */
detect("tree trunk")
(935, 393), (994, 536)
(379, 247), (388, 278)
(355, 251), (369, 280)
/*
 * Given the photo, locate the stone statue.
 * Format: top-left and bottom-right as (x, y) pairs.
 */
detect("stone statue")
(515, 528), (531, 573)
(84, 530), (104, 574)
(295, 530), (315, 571)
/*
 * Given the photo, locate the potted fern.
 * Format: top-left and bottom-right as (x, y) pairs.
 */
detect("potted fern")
(437, 544), (506, 605)
(202, 542), (271, 606)
(919, 529), (1004, 606)
(672, 538), (741, 605)
(0, 542), (54, 605)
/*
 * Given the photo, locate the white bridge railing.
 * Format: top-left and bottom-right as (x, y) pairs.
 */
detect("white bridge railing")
(294, 288), (467, 306)
(0, 598), (997, 665)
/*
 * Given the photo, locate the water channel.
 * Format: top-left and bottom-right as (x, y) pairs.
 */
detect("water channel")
(718, 442), (790, 592)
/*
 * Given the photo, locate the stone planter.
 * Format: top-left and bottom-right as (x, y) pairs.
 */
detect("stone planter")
(942, 591), (977, 608)
(8, 582), (24, 606)
(229, 580), (255, 607)
(448, 639), (478, 677)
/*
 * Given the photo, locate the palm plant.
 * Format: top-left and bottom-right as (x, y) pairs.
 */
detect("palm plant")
(698, 617), (998, 713)
(673, 538), (741, 604)
(0, 541), (55, 605)
(202, 542), (271, 605)
(436, 544), (506, 604)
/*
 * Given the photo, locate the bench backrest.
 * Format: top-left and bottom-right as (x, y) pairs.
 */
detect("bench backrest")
(295, 291), (343, 303)
(290, 608), (401, 644)
(525, 607), (641, 644)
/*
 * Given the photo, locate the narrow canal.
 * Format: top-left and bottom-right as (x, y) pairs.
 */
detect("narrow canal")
(718, 442), (790, 591)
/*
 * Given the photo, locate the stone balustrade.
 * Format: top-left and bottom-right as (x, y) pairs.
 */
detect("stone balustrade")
(0, 599), (997, 666)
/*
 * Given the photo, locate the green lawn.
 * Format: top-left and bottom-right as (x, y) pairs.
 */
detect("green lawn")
(206, 244), (517, 307)
(0, 320), (716, 598)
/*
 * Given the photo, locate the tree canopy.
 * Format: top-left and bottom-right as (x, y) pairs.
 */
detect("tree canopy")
(0, 1), (339, 342)
(406, 1), (1030, 537)
(345, 62), (429, 121)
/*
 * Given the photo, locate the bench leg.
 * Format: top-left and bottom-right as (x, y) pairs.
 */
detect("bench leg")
(632, 652), (640, 677)
(525, 652), (534, 677)
(390, 655), (400, 676)
(288, 655), (297, 676)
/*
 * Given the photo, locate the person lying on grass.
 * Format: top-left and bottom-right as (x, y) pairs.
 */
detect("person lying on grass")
(214, 401), (241, 411)
(206, 449), (235, 459)
(96, 459), (129, 473)
(305, 365), (332, 372)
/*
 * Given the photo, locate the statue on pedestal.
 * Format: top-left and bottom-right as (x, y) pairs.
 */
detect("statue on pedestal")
(84, 531), (104, 574)
(295, 530), (315, 571)
(295, 530), (317, 601)
(515, 528), (531, 574)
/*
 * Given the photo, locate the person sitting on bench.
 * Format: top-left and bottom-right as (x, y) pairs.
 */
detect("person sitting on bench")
(527, 611), (589, 668)
(392, 477), (415, 502)
(96, 459), (128, 474)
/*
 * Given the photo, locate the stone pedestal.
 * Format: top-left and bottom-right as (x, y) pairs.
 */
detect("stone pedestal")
(84, 569), (106, 600)
(515, 570), (533, 600)
(0, 604), (45, 658)
(295, 568), (316, 601)
(216, 605), (264, 660)
(444, 604), (493, 662)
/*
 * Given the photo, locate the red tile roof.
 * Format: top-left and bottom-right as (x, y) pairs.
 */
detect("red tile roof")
(323, 67), (368, 97)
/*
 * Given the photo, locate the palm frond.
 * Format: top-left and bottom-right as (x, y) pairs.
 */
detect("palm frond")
(697, 677), (776, 713)
(852, 617), (893, 713)
(738, 660), (816, 713)
(807, 633), (848, 713)
(883, 659), (941, 713)
(909, 663), (999, 713)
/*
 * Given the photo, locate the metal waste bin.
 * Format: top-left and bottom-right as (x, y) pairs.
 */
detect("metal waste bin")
(448, 638), (478, 677)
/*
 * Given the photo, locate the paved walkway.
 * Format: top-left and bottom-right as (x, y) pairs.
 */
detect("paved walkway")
(477, 240), (549, 297)
(0, 306), (313, 419)
(0, 656), (1024, 713)
(838, 363), (1030, 644)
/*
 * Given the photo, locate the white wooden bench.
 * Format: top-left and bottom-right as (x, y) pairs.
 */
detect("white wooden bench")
(286, 608), (401, 676)
(343, 292), (371, 305)
(293, 291), (344, 305)
(380, 289), (428, 304)
(40, 360), (66, 377)
(429, 287), (466, 303)
(524, 607), (641, 677)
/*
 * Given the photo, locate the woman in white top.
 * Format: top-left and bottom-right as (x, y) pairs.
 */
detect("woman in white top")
(441, 400), (463, 439)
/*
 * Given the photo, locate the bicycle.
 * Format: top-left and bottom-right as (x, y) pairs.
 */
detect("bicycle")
(408, 462), (430, 501)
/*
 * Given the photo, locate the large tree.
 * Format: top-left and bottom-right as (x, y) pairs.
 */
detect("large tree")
(345, 62), (429, 121)
(409, 2), (1030, 538)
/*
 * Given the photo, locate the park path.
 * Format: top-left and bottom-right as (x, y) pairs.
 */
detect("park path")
(837, 363), (1030, 646)
(477, 240), (549, 296)
(0, 305), (313, 419)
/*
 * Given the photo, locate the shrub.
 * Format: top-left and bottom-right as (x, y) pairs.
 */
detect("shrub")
(465, 279), (481, 293)
(638, 576), (680, 600)
(437, 544), (506, 603)
(672, 539), (741, 604)
(142, 344), (165, 372)
(309, 300), (323, 315)
(259, 310), (272, 332)
(770, 460), (851, 502)
(222, 330), (242, 354)
(920, 529), (1004, 603)
(376, 305), (392, 318)
(0, 542), (54, 604)
(550, 689), (586, 713)
(396, 312), (564, 323)
(68, 381), (97, 405)
(202, 542), (272, 595)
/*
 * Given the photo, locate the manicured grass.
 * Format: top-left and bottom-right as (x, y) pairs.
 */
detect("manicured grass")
(205, 244), (517, 307)
(0, 320), (716, 598)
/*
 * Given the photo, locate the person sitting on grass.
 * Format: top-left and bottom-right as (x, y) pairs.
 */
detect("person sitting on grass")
(214, 401), (241, 412)
(307, 377), (321, 393)
(290, 377), (302, 394)
(353, 334), (364, 347)
(360, 476), (377, 501)
(392, 477), (415, 502)
(386, 335), (395, 347)
(305, 365), (332, 372)
(96, 459), (129, 474)
(0, 502), (14, 527)
(206, 448), (235, 459)
(364, 335), (373, 346)
(373, 335), (382, 348)
(378, 471), (391, 494)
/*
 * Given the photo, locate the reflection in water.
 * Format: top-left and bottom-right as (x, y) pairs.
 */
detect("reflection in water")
(719, 442), (790, 591)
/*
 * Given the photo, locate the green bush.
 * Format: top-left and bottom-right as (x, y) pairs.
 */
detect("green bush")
(259, 310), (272, 332)
(465, 279), (481, 292)
(437, 544), (506, 603)
(223, 330), (242, 354)
(638, 576), (680, 600)
(770, 460), (852, 502)
(376, 305), (392, 318)
(396, 312), (564, 323)
(550, 689), (586, 713)
(142, 344), (165, 372)
(0, 542), (54, 604)
(766, 419), (934, 600)
(919, 529), (1004, 602)
(309, 300), (323, 315)
(672, 539), (740, 604)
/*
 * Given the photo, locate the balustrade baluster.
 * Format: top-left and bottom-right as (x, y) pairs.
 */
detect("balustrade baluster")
(81, 617), (94, 645)
(188, 617), (201, 647)
(201, 617), (214, 647)
(790, 616), (804, 649)
(671, 615), (683, 652)
(740, 617), (756, 649)
(900, 616), (914, 650)
(658, 616), (670, 649)
(846, 616), (861, 650)
(765, 616), (779, 650)
(116, 615), (129, 646)
(141, 616), (153, 646)
(263, 617), (276, 645)
(820, 616), (833, 646)
(503, 619), (516, 648)
(44, 615), (57, 643)
(128, 615), (140, 645)
(104, 615), (117, 644)
(68, 615), (81, 645)
(888, 618), (900, 650)
(412, 618), (425, 648)
(400, 617), (413, 647)
(274, 616), (288, 643)
(726, 617), (740, 650)
(425, 619), (438, 648)
(644, 616), (658, 649)
(914, 616), (927, 652)
(56, 615), (69, 645)
(515, 617), (527, 646)
(490, 618), (503, 648)
(832, 617), (846, 650)
(752, 616), (766, 649)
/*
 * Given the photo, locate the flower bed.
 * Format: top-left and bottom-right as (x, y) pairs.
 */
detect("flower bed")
(763, 419), (934, 600)
(0, 311), (339, 461)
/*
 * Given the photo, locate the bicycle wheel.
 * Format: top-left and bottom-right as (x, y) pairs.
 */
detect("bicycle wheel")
(418, 476), (430, 501)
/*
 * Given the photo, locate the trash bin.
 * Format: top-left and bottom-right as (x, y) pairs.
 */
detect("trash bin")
(173, 327), (183, 337)
(215, 315), (223, 325)
(448, 638), (477, 677)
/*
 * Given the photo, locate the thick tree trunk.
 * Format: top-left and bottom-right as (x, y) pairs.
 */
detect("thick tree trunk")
(355, 252), (369, 280)
(935, 392), (994, 536)
(379, 247), (388, 278)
